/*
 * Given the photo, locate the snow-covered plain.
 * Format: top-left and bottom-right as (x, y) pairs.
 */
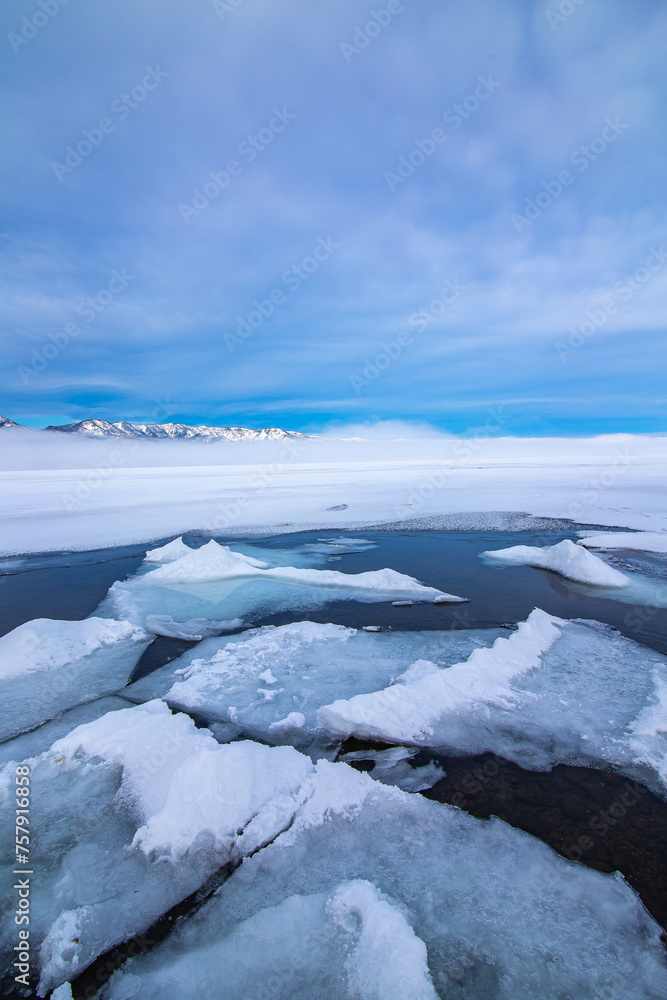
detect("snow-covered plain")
(1, 429), (666, 555)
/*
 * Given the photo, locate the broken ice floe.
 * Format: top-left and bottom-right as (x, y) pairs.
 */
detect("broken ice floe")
(101, 759), (667, 1000)
(319, 608), (667, 796)
(0, 701), (317, 995)
(95, 537), (465, 634)
(122, 621), (505, 750)
(0, 617), (151, 741)
(482, 538), (630, 587)
(482, 538), (667, 607)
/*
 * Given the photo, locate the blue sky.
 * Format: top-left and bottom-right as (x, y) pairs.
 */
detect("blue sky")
(1, 0), (666, 435)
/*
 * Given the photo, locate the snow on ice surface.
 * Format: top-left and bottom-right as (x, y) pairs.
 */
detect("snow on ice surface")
(482, 538), (630, 587)
(0, 618), (151, 740)
(319, 609), (667, 796)
(122, 621), (504, 750)
(0, 701), (317, 995)
(578, 530), (667, 553)
(102, 760), (667, 1000)
(0, 696), (129, 769)
(95, 538), (465, 633)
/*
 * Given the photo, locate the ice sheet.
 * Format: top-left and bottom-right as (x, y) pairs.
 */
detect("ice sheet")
(102, 760), (667, 1000)
(122, 622), (505, 750)
(95, 538), (465, 633)
(319, 609), (667, 795)
(579, 531), (667, 553)
(0, 617), (151, 740)
(0, 701), (317, 995)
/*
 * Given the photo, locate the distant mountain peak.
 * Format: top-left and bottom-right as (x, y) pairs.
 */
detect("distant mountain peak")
(40, 418), (317, 442)
(0, 415), (19, 428)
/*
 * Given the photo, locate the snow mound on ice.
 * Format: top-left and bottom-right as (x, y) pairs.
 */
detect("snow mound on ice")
(319, 610), (667, 795)
(0, 618), (151, 741)
(482, 538), (630, 587)
(103, 759), (667, 1000)
(144, 537), (194, 563)
(122, 621), (504, 750)
(96, 539), (465, 631)
(0, 701), (315, 995)
(320, 609), (563, 744)
(483, 538), (629, 587)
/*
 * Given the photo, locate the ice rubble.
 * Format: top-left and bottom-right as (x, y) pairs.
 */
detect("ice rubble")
(96, 537), (465, 633)
(101, 760), (667, 1000)
(0, 618), (151, 741)
(319, 609), (667, 795)
(482, 538), (630, 587)
(0, 701), (318, 995)
(121, 621), (505, 749)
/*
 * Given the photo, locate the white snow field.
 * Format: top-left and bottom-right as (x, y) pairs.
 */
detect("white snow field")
(319, 609), (667, 796)
(0, 618), (151, 741)
(121, 621), (505, 749)
(94, 538), (465, 634)
(481, 538), (630, 586)
(1, 430), (666, 556)
(0, 701), (323, 996)
(100, 760), (667, 1000)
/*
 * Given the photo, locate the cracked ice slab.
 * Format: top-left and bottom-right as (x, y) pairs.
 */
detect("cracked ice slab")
(318, 609), (667, 796)
(102, 759), (667, 1000)
(122, 621), (504, 750)
(95, 538), (465, 633)
(0, 701), (317, 996)
(0, 617), (152, 741)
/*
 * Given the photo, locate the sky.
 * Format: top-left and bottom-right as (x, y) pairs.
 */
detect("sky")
(1, 0), (666, 436)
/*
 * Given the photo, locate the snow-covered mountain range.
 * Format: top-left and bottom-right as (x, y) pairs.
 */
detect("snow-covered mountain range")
(0, 416), (317, 442)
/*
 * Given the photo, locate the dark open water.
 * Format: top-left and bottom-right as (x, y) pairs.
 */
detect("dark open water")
(2, 529), (666, 654)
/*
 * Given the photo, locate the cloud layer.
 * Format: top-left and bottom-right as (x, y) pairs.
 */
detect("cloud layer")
(1, 0), (665, 434)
